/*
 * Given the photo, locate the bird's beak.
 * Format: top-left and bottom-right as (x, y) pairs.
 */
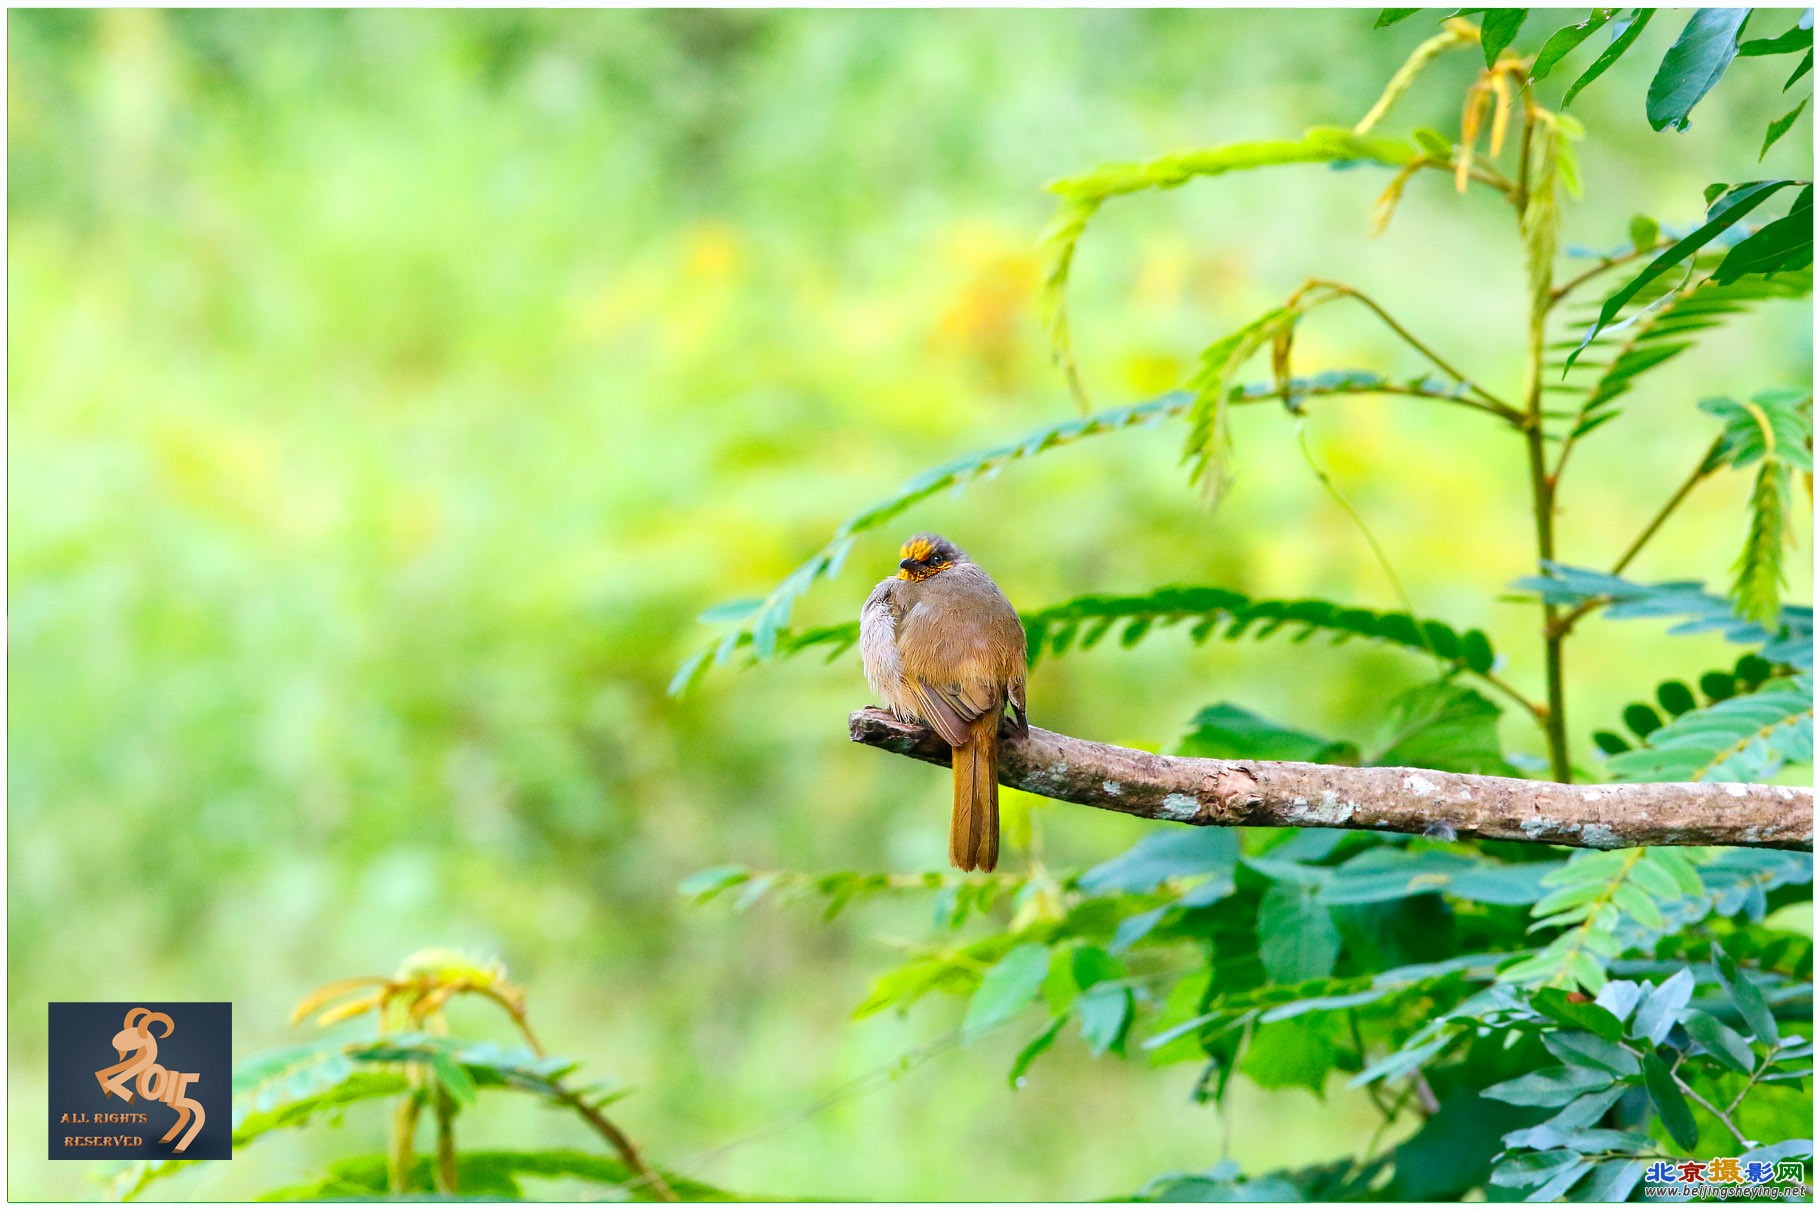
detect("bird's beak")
(899, 558), (917, 571)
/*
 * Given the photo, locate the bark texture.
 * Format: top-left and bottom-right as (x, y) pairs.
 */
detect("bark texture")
(849, 707), (1813, 851)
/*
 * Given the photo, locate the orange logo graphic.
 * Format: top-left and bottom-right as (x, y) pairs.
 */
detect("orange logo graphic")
(93, 1008), (205, 1153)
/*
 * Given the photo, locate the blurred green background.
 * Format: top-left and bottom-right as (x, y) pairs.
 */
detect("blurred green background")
(8, 8), (1811, 1201)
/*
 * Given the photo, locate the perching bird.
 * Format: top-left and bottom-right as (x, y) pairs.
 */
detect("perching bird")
(860, 534), (1027, 871)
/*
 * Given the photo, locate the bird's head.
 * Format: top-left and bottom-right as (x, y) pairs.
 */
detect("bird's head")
(896, 533), (964, 582)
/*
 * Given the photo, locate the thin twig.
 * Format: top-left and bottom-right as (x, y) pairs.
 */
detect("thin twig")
(1611, 438), (1725, 577)
(496, 992), (679, 1201)
(1512, 96), (1571, 784)
(1676, 1075), (1753, 1147)
(1478, 669), (1550, 723)
(1618, 1037), (1755, 1147)
(1552, 437), (1724, 639)
(1300, 279), (1522, 418)
(553, 1084), (680, 1202)
(1411, 155), (1521, 202)
(1548, 239), (1673, 308)
(1725, 1046), (1782, 1116)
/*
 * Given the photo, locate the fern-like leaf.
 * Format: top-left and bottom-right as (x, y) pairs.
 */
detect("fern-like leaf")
(1701, 387), (1815, 471)
(1023, 588), (1496, 673)
(1695, 390), (1812, 625)
(752, 586), (1498, 685)
(677, 372), (1510, 693)
(1564, 179), (1807, 368)
(669, 393), (1188, 694)
(1522, 114), (1563, 314)
(1553, 272), (1810, 442)
(1516, 563), (1813, 670)
(1605, 675), (1814, 783)
(1040, 127), (1413, 407)
(1182, 306), (1301, 500)
(1733, 460), (1795, 626)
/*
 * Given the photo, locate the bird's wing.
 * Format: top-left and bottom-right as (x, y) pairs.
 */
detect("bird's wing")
(901, 678), (977, 747)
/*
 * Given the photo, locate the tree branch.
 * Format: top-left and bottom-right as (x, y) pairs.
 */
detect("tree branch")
(849, 708), (1812, 852)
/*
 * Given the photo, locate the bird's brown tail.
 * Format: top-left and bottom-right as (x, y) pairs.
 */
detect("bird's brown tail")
(950, 715), (1000, 872)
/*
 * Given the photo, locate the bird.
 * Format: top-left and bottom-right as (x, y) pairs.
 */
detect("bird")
(859, 534), (1027, 871)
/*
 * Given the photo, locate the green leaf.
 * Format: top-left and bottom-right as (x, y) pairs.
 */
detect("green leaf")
(233, 1070), (408, 1146)
(1531, 988), (1626, 1040)
(1632, 968), (1695, 1044)
(1731, 461), (1796, 626)
(1377, 8), (1422, 27)
(1623, 701), (1664, 739)
(1008, 1015), (1066, 1087)
(1490, 1147), (1584, 1189)
(666, 647), (713, 698)
(1373, 682), (1516, 775)
(1046, 128), (1418, 205)
(1482, 1065), (1615, 1107)
(677, 865), (751, 903)
(1564, 273), (1811, 443)
(1647, 8), (1750, 131)
(1642, 1053), (1700, 1148)
(1321, 848), (1554, 906)
(1257, 882), (1341, 983)
(1740, 17), (1815, 56)
(429, 1048), (477, 1105)
(1680, 1010), (1757, 1073)
(695, 597), (763, 624)
(1594, 979), (1646, 1023)
(1178, 703), (1358, 763)
(1136, 1163), (1305, 1203)
(1505, 1085), (1628, 1149)
(1762, 98), (1809, 160)
(1528, 1156), (1596, 1201)
(1413, 127), (1454, 158)
(1606, 675), (1813, 782)
(1071, 944), (1123, 990)
(855, 943), (997, 1020)
(1565, 180), (1803, 366)
(1787, 48), (1815, 88)
(1531, 9), (1617, 81)
(1076, 984), (1134, 1057)
(1516, 562), (1812, 669)
(1542, 1029), (1641, 1075)
(1563, 8), (1656, 107)
(1715, 185), (1815, 282)
(1628, 212), (1660, 251)
(1389, 1088), (1541, 1199)
(1612, 881), (1666, 930)
(1081, 829), (1238, 895)
(1532, 879), (1609, 919)
(1713, 943), (1782, 1044)
(1657, 680), (1698, 717)
(1183, 306), (1300, 499)
(1241, 1016), (1339, 1094)
(1481, 9), (1529, 64)
(1741, 1139), (1817, 1168)
(1581, 1158), (1646, 1202)
(962, 944), (1051, 1042)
